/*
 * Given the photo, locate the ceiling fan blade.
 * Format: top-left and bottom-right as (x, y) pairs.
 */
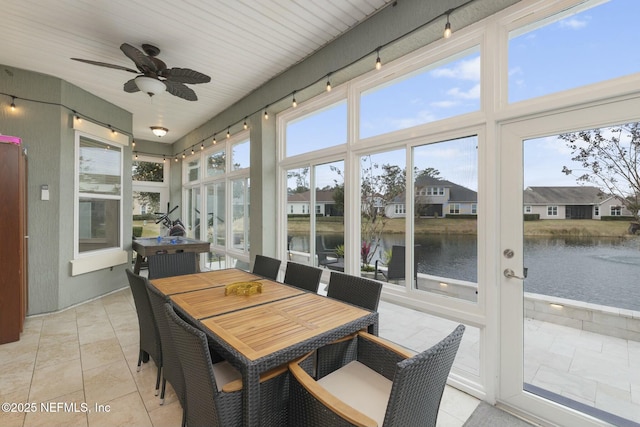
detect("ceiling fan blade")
(164, 80), (198, 101)
(70, 58), (138, 74)
(161, 68), (211, 84)
(123, 79), (140, 93)
(120, 43), (157, 73)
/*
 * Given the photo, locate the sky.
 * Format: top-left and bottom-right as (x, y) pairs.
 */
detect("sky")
(287, 0), (639, 192)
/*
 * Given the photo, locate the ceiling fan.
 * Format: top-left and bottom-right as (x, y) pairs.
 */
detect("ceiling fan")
(71, 43), (210, 101)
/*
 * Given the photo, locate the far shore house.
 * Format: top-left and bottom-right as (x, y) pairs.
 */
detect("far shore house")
(386, 176), (478, 219)
(287, 189), (342, 216)
(523, 186), (632, 219)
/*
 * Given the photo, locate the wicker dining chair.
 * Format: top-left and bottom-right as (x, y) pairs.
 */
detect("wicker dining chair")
(145, 282), (187, 426)
(289, 324), (465, 427)
(147, 252), (198, 279)
(163, 303), (290, 427)
(125, 269), (162, 395)
(252, 254), (282, 280)
(283, 261), (323, 293)
(326, 271), (383, 311)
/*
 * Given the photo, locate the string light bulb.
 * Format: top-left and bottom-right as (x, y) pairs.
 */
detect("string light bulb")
(163, 155), (166, 163)
(174, 156), (178, 162)
(444, 12), (452, 38)
(73, 110), (81, 122)
(264, 107), (269, 120)
(326, 75), (332, 92)
(134, 151), (138, 160)
(292, 91), (297, 108)
(182, 152), (186, 159)
(213, 134), (217, 145)
(132, 139), (136, 148)
(10, 96), (16, 111)
(191, 147), (195, 155)
(243, 118), (248, 130)
(375, 49), (382, 70)
(200, 142), (204, 150)
(227, 128), (230, 139)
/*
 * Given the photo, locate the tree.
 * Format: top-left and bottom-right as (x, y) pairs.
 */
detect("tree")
(559, 123), (640, 225)
(287, 167), (310, 193)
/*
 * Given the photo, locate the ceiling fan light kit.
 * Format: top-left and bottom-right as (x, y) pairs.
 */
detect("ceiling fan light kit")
(150, 126), (168, 137)
(135, 76), (166, 97)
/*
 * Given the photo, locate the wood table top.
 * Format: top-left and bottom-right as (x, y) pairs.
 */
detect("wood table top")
(201, 292), (373, 361)
(170, 278), (305, 319)
(150, 269), (262, 295)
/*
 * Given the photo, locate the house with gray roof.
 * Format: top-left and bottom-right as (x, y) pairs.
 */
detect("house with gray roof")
(523, 186), (631, 219)
(386, 176), (478, 218)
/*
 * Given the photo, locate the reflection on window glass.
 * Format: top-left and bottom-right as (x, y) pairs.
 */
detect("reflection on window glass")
(132, 160), (163, 182)
(188, 159), (199, 182)
(232, 178), (250, 252)
(206, 182), (225, 248)
(79, 137), (121, 195)
(359, 149), (406, 277)
(207, 149), (226, 176)
(78, 198), (120, 253)
(315, 161), (344, 268)
(286, 101), (347, 157)
(412, 136), (478, 301)
(360, 48), (480, 139)
(509, 0), (640, 103)
(286, 167), (311, 262)
(186, 187), (201, 239)
(232, 139), (250, 170)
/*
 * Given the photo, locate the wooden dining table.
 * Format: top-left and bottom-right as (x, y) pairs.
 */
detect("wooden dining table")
(150, 268), (379, 427)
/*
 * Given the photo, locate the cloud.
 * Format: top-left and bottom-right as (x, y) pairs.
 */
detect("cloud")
(430, 100), (458, 108)
(447, 83), (480, 100)
(391, 110), (438, 129)
(431, 56), (480, 81)
(558, 17), (589, 30)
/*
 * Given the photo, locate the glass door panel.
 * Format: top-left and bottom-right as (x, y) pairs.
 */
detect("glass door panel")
(205, 182), (225, 270)
(315, 161), (344, 270)
(500, 106), (640, 426)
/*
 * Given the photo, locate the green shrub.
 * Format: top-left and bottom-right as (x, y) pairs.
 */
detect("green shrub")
(132, 226), (143, 237)
(524, 214), (540, 221)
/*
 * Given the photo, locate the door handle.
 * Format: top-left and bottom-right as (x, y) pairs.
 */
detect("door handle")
(504, 268), (526, 280)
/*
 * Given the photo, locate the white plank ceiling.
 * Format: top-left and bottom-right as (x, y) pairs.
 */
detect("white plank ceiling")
(1, 0), (392, 143)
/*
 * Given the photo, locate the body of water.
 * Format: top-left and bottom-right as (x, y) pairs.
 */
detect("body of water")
(298, 233), (640, 311)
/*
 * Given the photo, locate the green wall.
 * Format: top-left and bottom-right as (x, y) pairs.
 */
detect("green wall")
(0, 66), (132, 314)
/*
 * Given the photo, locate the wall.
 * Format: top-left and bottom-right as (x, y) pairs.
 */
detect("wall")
(0, 66), (132, 314)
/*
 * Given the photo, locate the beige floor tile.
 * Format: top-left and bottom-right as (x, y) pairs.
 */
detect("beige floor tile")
(79, 337), (124, 372)
(23, 390), (88, 427)
(87, 391), (152, 427)
(34, 338), (80, 370)
(147, 398), (183, 427)
(83, 359), (137, 404)
(28, 358), (83, 402)
(0, 388), (29, 427)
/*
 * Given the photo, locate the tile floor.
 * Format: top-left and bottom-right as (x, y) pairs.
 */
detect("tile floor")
(0, 287), (480, 427)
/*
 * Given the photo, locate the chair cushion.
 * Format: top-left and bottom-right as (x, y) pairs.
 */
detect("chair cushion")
(212, 360), (242, 392)
(317, 360), (392, 426)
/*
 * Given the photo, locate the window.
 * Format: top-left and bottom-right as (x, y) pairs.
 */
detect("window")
(395, 204), (406, 214)
(132, 156), (168, 238)
(508, 0), (640, 103)
(360, 47), (480, 139)
(76, 134), (122, 255)
(524, 206), (532, 213)
(449, 204), (461, 214)
(286, 100), (347, 157)
(610, 206), (622, 216)
(594, 206), (599, 216)
(187, 158), (200, 182)
(547, 206), (558, 216)
(472, 204), (478, 214)
(206, 149), (226, 177)
(231, 139), (250, 170)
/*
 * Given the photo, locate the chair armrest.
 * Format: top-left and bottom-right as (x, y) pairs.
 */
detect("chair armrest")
(289, 356), (378, 427)
(357, 331), (415, 359)
(221, 364), (289, 393)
